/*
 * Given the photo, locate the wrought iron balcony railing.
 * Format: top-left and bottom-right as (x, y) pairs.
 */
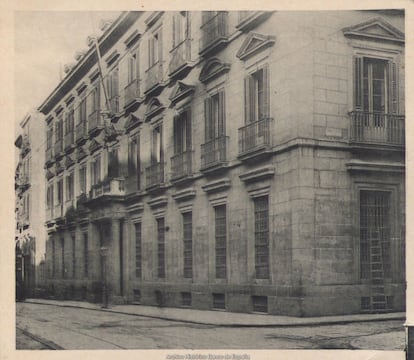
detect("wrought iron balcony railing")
(171, 150), (193, 180)
(146, 162), (165, 189)
(124, 79), (141, 107)
(90, 178), (125, 199)
(145, 61), (163, 92)
(64, 131), (74, 149)
(75, 121), (87, 141)
(169, 38), (191, 75)
(200, 12), (228, 54)
(201, 136), (229, 170)
(238, 118), (272, 155)
(349, 111), (405, 146)
(88, 110), (102, 133)
(54, 139), (63, 155)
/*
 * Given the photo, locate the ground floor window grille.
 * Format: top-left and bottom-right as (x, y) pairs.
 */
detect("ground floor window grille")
(133, 289), (141, 304)
(61, 237), (65, 278)
(135, 223), (142, 278)
(252, 295), (268, 313)
(215, 205), (227, 279)
(157, 218), (165, 279)
(212, 293), (226, 309)
(83, 233), (88, 278)
(181, 292), (192, 307)
(254, 196), (269, 279)
(359, 191), (391, 279)
(183, 212), (193, 278)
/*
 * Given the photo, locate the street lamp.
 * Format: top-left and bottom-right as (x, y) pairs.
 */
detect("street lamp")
(100, 246), (109, 309)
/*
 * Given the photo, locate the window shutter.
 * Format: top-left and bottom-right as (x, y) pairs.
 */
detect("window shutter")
(244, 76), (250, 124)
(204, 97), (212, 141)
(354, 56), (363, 110)
(186, 109), (192, 150)
(249, 75), (256, 122)
(173, 115), (179, 154)
(263, 65), (270, 118)
(388, 61), (398, 114)
(218, 91), (225, 136)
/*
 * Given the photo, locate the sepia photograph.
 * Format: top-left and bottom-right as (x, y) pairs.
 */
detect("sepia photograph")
(9, 6), (410, 357)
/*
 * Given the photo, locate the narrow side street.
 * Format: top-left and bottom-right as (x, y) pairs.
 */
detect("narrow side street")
(16, 302), (405, 350)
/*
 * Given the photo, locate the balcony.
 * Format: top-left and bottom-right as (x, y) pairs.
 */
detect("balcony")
(145, 61), (164, 94)
(109, 96), (120, 115)
(124, 79), (141, 109)
(169, 38), (192, 78)
(90, 178), (125, 200)
(75, 121), (87, 143)
(64, 131), (74, 150)
(53, 139), (63, 158)
(349, 111), (405, 147)
(88, 110), (103, 135)
(238, 118), (273, 161)
(171, 150), (193, 182)
(201, 136), (229, 173)
(199, 12), (228, 57)
(146, 162), (165, 190)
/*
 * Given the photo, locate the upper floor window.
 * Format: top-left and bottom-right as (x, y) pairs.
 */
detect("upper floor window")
(78, 164), (87, 194)
(65, 107), (75, 135)
(173, 109), (191, 154)
(46, 183), (54, 209)
(46, 126), (53, 149)
(55, 116), (63, 142)
(90, 156), (101, 186)
(108, 147), (120, 179)
(244, 65), (270, 123)
(204, 90), (225, 141)
(151, 124), (163, 164)
(128, 51), (139, 84)
(106, 68), (119, 113)
(172, 11), (189, 48)
(78, 97), (87, 124)
(57, 178), (63, 205)
(90, 82), (100, 114)
(66, 172), (74, 201)
(148, 28), (162, 68)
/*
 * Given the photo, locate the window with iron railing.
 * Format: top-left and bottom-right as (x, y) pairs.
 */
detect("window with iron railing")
(76, 97), (87, 140)
(170, 12), (191, 74)
(183, 212), (193, 278)
(128, 135), (141, 190)
(71, 234), (76, 279)
(54, 117), (63, 154)
(78, 165), (87, 195)
(157, 218), (165, 279)
(172, 109), (192, 179)
(125, 50), (140, 105)
(146, 125), (164, 188)
(106, 68), (119, 113)
(83, 232), (88, 278)
(135, 223), (142, 278)
(215, 204), (227, 279)
(64, 108), (75, 148)
(66, 172), (74, 201)
(200, 11), (228, 53)
(254, 196), (269, 279)
(146, 28), (163, 90)
(90, 156), (101, 186)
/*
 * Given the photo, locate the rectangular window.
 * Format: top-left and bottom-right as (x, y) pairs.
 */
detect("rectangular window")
(135, 223), (142, 278)
(128, 52), (139, 84)
(79, 165), (87, 194)
(157, 218), (165, 279)
(66, 173), (74, 201)
(72, 234), (76, 278)
(244, 66), (270, 123)
(90, 83), (100, 113)
(46, 127), (53, 150)
(148, 30), (162, 67)
(359, 190), (391, 280)
(83, 232), (88, 278)
(91, 156), (101, 186)
(55, 116), (63, 142)
(57, 179), (63, 205)
(152, 125), (163, 163)
(61, 237), (65, 278)
(65, 108), (74, 134)
(215, 205), (227, 279)
(212, 293), (225, 309)
(46, 184), (54, 209)
(78, 97), (87, 124)
(181, 292), (192, 307)
(252, 295), (268, 313)
(183, 212), (193, 278)
(204, 91), (225, 141)
(172, 11), (189, 48)
(108, 148), (120, 179)
(173, 109), (191, 154)
(52, 238), (56, 278)
(106, 68), (119, 113)
(128, 136), (141, 189)
(254, 196), (270, 279)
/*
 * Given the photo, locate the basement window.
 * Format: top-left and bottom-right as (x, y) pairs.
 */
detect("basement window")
(212, 293), (226, 309)
(252, 295), (268, 313)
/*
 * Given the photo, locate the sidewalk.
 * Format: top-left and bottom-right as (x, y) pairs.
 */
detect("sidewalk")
(24, 298), (405, 327)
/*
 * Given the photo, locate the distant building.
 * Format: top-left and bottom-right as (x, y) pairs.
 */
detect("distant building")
(39, 11), (405, 315)
(15, 111), (46, 296)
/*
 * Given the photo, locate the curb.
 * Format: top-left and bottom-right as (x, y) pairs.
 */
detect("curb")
(23, 300), (406, 328)
(17, 326), (64, 350)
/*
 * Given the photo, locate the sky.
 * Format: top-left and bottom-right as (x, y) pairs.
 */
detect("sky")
(14, 11), (120, 133)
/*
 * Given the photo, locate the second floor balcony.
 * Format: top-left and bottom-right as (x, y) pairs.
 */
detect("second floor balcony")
(349, 111), (405, 147)
(169, 38), (191, 77)
(88, 110), (103, 135)
(171, 150), (193, 181)
(145, 61), (164, 94)
(238, 118), (273, 160)
(124, 79), (141, 108)
(201, 135), (229, 172)
(146, 162), (165, 190)
(53, 139), (63, 157)
(90, 178), (125, 199)
(199, 12), (228, 57)
(64, 131), (74, 150)
(75, 121), (87, 142)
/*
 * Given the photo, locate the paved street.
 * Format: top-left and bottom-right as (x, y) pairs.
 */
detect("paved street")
(16, 302), (405, 350)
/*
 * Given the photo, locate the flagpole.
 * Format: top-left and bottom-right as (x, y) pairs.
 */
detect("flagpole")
(94, 39), (112, 115)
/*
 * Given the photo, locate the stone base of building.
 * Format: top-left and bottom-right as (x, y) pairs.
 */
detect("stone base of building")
(41, 280), (405, 317)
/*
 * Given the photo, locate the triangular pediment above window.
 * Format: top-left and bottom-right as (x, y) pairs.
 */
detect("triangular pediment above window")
(236, 32), (276, 61)
(145, 97), (165, 121)
(169, 81), (195, 105)
(342, 17), (404, 44)
(199, 58), (231, 84)
(125, 113), (141, 133)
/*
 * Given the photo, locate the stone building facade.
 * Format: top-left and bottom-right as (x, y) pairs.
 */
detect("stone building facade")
(15, 111), (47, 296)
(39, 11), (405, 316)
